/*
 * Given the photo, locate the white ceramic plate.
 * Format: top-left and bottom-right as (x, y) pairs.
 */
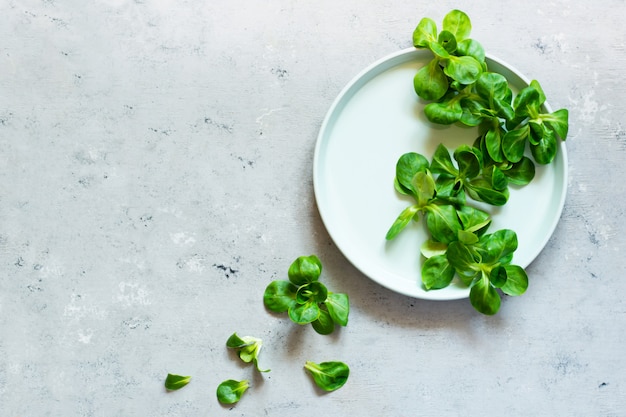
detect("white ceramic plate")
(313, 48), (567, 300)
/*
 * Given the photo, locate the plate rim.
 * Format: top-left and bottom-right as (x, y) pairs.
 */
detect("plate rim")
(313, 47), (568, 300)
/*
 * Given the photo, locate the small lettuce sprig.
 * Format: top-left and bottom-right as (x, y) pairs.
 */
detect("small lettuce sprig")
(263, 255), (349, 335)
(226, 332), (270, 373)
(412, 9), (486, 102)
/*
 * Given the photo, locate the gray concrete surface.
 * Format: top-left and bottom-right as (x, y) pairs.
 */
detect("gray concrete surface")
(1, 1), (625, 416)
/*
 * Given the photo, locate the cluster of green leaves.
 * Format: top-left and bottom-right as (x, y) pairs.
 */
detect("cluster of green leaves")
(165, 255), (351, 404)
(263, 255), (349, 335)
(413, 9), (568, 166)
(424, 229), (528, 315)
(412, 9), (485, 102)
(389, 133), (539, 245)
(304, 361), (350, 392)
(385, 9), (569, 314)
(386, 145), (510, 242)
(386, 147), (528, 315)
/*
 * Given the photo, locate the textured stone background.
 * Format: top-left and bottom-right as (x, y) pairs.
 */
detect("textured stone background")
(1, 1), (625, 416)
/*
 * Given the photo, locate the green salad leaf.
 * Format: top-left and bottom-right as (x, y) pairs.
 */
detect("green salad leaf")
(304, 361), (350, 392)
(164, 373), (191, 391)
(216, 379), (249, 405)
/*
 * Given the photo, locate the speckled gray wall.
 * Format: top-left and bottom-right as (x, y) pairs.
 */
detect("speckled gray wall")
(1, 1), (625, 416)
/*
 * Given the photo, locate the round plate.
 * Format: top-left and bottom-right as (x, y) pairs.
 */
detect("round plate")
(313, 48), (567, 300)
